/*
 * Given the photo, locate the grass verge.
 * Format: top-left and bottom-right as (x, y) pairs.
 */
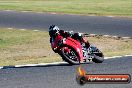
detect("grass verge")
(0, 0), (132, 16)
(0, 28), (132, 66)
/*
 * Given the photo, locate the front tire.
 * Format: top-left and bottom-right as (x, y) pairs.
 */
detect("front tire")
(60, 46), (80, 65)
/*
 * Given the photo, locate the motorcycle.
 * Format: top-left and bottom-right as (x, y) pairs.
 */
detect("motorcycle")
(50, 33), (104, 65)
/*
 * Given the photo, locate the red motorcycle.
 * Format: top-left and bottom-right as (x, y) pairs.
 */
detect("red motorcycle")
(50, 33), (104, 65)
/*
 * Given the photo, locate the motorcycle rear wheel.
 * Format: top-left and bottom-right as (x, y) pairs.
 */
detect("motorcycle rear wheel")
(92, 52), (104, 63)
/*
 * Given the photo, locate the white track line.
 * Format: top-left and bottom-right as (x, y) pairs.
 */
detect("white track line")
(4, 10), (12, 12)
(21, 11), (29, 13)
(103, 35), (111, 37)
(105, 55), (132, 59)
(125, 55), (132, 57)
(33, 30), (39, 31)
(89, 34), (97, 36)
(122, 37), (131, 39)
(112, 36), (118, 38)
(0, 55), (132, 69)
(19, 29), (26, 31)
(107, 16), (115, 18)
(15, 62), (67, 67)
(105, 56), (123, 59)
(7, 28), (13, 29)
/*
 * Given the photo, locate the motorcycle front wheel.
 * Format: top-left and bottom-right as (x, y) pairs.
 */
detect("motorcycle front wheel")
(60, 46), (80, 65)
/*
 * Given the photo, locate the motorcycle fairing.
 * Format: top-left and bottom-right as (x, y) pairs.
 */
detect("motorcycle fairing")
(62, 37), (84, 62)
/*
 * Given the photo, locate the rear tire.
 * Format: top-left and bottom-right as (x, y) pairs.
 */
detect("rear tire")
(92, 52), (104, 63)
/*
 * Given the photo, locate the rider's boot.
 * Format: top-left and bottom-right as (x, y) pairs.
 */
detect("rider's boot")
(85, 41), (90, 48)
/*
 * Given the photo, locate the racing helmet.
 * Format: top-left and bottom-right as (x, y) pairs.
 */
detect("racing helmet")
(49, 25), (60, 37)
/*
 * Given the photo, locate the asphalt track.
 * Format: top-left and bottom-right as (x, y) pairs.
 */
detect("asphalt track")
(0, 11), (132, 88)
(0, 56), (132, 88)
(0, 11), (132, 37)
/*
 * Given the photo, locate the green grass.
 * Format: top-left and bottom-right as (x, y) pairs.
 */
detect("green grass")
(0, 0), (132, 16)
(86, 37), (132, 57)
(0, 28), (132, 66)
(0, 28), (62, 66)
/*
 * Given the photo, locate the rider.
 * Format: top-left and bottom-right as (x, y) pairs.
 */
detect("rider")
(49, 25), (90, 48)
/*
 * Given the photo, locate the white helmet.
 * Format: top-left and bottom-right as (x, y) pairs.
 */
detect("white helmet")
(49, 25), (60, 37)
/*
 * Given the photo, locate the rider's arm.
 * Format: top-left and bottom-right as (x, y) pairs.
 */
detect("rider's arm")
(59, 30), (72, 37)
